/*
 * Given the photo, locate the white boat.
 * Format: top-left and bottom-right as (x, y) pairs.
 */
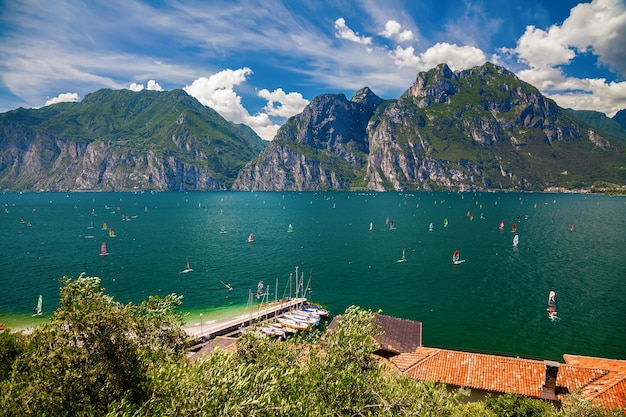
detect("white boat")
(513, 234), (519, 247)
(180, 258), (193, 273)
(302, 306), (330, 318)
(220, 280), (233, 291)
(32, 294), (42, 316)
(285, 311), (319, 326)
(452, 249), (465, 264)
(288, 224), (293, 233)
(429, 222), (434, 232)
(277, 316), (309, 331)
(258, 325), (286, 338)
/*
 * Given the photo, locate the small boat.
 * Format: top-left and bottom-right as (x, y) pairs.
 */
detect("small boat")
(247, 233), (254, 243)
(396, 248), (407, 263)
(102, 221), (107, 231)
(369, 221), (373, 231)
(288, 224), (293, 233)
(277, 316), (309, 331)
(109, 228), (116, 238)
(569, 223), (575, 232)
(259, 325), (285, 338)
(220, 226), (227, 234)
(32, 294), (42, 316)
(220, 280), (233, 291)
(429, 222), (433, 232)
(302, 305), (330, 318)
(452, 249), (465, 264)
(99, 241), (108, 256)
(512, 223), (517, 233)
(513, 234), (519, 247)
(499, 220), (504, 230)
(389, 220), (395, 230)
(443, 218), (448, 227)
(180, 258), (193, 273)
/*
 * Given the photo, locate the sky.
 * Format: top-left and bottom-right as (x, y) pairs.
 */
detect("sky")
(0, 0), (625, 141)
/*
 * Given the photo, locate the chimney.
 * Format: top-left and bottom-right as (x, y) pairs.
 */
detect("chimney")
(540, 360), (560, 400)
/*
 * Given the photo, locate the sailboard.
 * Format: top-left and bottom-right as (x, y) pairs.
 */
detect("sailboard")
(220, 280), (233, 291)
(547, 290), (558, 321)
(32, 294), (42, 316)
(288, 224), (293, 233)
(180, 258), (193, 273)
(247, 233), (254, 243)
(396, 248), (407, 263)
(99, 241), (108, 256)
(452, 249), (465, 264)
(513, 234), (519, 247)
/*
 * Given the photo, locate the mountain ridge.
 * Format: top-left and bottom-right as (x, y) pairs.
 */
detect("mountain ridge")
(1, 63), (625, 192)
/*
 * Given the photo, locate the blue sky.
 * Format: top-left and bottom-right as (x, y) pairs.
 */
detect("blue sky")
(0, 0), (624, 140)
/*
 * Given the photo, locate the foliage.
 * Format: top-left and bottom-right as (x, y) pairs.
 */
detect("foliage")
(0, 274), (185, 417)
(0, 281), (621, 417)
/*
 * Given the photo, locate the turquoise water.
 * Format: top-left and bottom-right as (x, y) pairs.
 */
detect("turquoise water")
(1, 191), (625, 361)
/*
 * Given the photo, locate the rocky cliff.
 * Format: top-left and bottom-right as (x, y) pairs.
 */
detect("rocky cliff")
(0, 89), (265, 191)
(232, 88), (383, 190)
(233, 63), (626, 191)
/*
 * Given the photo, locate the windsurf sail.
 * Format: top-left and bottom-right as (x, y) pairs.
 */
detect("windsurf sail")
(548, 291), (556, 305)
(33, 295), (42, 316)
(99, 241), (108, 256)
(247, 233), (254, 243)
(499, 220), (504, 230)
(452, 250), (460, 263)
(513, 234), (519, 247)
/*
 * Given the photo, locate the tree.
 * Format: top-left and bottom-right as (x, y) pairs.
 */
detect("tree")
(0, 274), (186, 417)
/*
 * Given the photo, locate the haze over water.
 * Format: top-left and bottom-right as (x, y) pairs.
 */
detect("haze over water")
(1, 191), (625, 361)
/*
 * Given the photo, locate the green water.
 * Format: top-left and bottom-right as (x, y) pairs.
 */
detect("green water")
(1, 191), (625, 360)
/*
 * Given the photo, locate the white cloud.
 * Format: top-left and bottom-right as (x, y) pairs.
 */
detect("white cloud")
(391, 42), (487, 72)
(184, 68), (304, 141)
(379, 20), (413, 43)
(258, 88), (309, 117)
(129, 79), (163, 92)
(334, 18), (372, 45)
(129, 83), (144, 92)
(44, 92), (80, 106)
(506, 0), (626, 117)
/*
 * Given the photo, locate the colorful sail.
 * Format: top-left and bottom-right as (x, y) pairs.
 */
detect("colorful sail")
(247, 233), (254, 243)
(99, 241), (108, 256)
(452, 250), (460, 263)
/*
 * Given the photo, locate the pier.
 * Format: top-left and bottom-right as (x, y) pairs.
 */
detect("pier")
(185, 297), (307, 341)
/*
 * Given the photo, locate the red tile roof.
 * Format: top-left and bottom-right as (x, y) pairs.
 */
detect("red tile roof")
(399, 347), (625, 411)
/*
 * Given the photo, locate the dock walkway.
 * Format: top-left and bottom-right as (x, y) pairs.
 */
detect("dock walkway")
(185, 297), (307, 340)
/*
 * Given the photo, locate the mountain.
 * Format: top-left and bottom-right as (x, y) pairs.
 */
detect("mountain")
(233, 63), (626, 192)
(1, 63), (625, 192)
(0, 88), (266, 191)
(232, 87), (383, 190)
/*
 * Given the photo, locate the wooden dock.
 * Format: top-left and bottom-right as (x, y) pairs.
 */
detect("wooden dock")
(186, 297), (307, 340)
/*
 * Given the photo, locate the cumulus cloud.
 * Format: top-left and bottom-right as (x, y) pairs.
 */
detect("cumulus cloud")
(184, 68), (306, 140)
(379, 20), (413, 43)
(334, 18), (372, 45)
(391, 42), (487, 72)
(44, 92), (80, 106)
(258, 88), (309, 117)
(129, 79), (163, 92)
(505, 0), (626, 116)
